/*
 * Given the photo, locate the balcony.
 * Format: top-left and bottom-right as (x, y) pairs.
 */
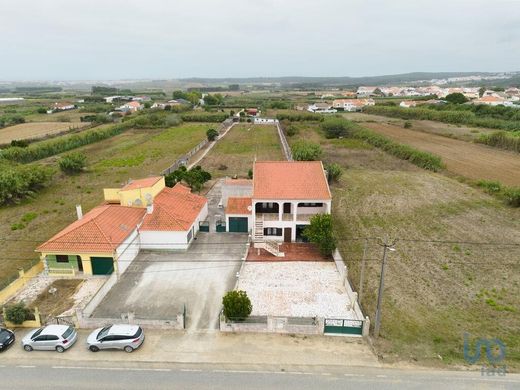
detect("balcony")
(255, 213), (317, 222)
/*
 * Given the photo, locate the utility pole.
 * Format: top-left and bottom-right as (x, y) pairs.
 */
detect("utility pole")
(358, 238), (368, 305)
(374, 238), (396, 338)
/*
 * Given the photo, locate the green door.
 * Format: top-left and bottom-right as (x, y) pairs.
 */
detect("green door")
(229, 217), (248, 233)
(91, 257), (114, 275)
(324, 319), (363, 335)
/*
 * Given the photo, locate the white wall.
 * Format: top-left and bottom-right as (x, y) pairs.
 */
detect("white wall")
(115, 229), (141, 275)
(140, 230), (189, 250)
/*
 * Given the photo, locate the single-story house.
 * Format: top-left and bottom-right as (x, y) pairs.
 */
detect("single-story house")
(332, 99), (374, 112)
(307, 102), (337, 113)
(399, 100), (417, 108)
(37, 177), (207, 276)
(118, 101), (143, 113)
(473, 96), (515, 107)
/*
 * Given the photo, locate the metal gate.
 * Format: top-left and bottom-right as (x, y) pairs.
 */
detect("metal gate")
(229, 217), (248, 233)
(91, 257), (114, 275)
(324, 318), (363, 335)
(199, 221), (210, 232)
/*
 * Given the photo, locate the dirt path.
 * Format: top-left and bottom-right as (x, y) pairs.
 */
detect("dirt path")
(363, 122), (520, 186)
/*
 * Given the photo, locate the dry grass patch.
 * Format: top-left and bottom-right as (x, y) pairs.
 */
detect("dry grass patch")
(28, 279), (83, 317)
(0, 122), (89, 144)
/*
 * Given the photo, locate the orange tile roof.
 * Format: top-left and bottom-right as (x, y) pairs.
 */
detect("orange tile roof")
(253, 161), (331, 200)
(122, 176), (162, 191)
(224, 179), (253, 186)
(37, 205), (146, 253)
(140, 183), (207, 231)
(227, 197), (252, 214)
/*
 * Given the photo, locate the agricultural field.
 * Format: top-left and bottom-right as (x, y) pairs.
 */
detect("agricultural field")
(287, 123), (520, 369)
(0, 123), (209, 287)
(351, 120), (520, 186)
(199, 123), (284, 178)
(0, 121), (90, 144)
(343, 112), (496, 141)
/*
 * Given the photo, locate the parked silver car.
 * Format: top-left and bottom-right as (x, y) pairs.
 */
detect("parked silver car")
(22, 325), (77, 353)
(87, 324), (144, 353)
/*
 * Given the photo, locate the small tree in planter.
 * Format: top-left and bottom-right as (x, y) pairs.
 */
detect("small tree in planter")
(222, 290), (252, 321)
(4, 302), (31, 324)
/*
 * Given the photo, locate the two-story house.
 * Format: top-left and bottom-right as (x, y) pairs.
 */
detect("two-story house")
(224, 161), (331, 257)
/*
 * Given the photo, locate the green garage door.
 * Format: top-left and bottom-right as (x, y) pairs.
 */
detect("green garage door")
(91, 257), (114, 275)
(229, 217), (248, 233)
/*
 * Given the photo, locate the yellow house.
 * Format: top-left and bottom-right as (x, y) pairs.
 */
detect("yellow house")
(103, 176), (165, 206)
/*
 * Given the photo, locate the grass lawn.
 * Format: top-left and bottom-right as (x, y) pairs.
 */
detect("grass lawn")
(200, 124), (285, 178)
(288, 123), (520, 370)
(0, 123), (209, 286)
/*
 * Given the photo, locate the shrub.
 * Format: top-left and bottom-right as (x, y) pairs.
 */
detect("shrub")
(37, 107), (47, 114)
(476, 131), (520, 153)
(10, 139), (29, 148)
(303, 214), (336, 255)
(286, 125), (298, 136)
(326, 163), (343, 183)
(21, 212), (38, 223)
(59, 152), (87, 174)
(0, 165), (54, 205)
(11, 222), (26, 230)
(222, 290), (252, 321)
(206, 128), (219, 141)
(292, 141), (322, 161)
(321, 118), (356, 138)
(476, 180), (502, 194)
(403, 121), (412, 129)
(165, 114), (182, 127)
(445, 93), (469, 104)
(4, 302), (31, 324)
(504, 187), (520, 207)
(247, 169), (253, 179)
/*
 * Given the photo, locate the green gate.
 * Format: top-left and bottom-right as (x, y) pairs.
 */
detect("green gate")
(199, 221), (210, 232)
(90, 257), (114, 275)
(324, 318), (363, 335)
(228, 217), (248, 233)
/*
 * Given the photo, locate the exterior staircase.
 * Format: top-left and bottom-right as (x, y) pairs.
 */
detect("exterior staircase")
(253, 216), (285, 257)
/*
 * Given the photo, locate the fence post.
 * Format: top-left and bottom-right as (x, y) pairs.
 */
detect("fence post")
(362, 316), (370, 337)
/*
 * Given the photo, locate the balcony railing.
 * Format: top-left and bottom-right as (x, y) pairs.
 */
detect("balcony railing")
(256, 213), (318, 222)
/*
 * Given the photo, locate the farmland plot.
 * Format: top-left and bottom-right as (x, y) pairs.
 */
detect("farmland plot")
(0, 122), (89, 144)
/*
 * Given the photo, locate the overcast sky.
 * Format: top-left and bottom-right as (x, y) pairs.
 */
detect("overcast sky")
(1, 0), (519, 80)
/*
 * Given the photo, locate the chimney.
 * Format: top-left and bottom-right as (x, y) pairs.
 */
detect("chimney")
(146, 203), (154, 214)
(76, 204), (83, 220)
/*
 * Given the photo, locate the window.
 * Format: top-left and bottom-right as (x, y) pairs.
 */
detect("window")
(62, 327), (74, 339)
(299, 203), (323, 207)
(56, 255), (69, 263)
(264, 228), (282, 236)
(47, 335), (59, 341)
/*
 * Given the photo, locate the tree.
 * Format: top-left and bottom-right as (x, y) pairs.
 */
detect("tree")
(321, 118), (356, 138)
(165, 165), (211, 191)
(292, 141), (322, 161)
(203, 94), (224, 106)
(303, 214), (336, 255)
(222, 290), (252, 321)
(164, 166), (187, 187)
(172, 90), (188, 100)
(479, 87), (486, 98)
(206, 128), (219, 141)
(247, 169), (253, 179)
(325, 163), (343, 183)
(4, 302), (31, 324)
(59, 153), (86, 174)
(445, 92), (468, 104)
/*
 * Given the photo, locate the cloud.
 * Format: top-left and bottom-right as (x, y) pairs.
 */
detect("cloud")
(0, 0), (518, 79)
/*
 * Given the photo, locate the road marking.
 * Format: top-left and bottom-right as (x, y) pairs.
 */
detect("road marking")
(52, 366), (170, 372)
(376, 374), (388, 378)
(344, 373), (365, 377)
(181, 369), (202, 372)
(16, 365), (35, 368)
(321, 372), (331, 376)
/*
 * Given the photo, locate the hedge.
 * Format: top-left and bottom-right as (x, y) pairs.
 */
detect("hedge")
(276, 112), (325, 122)
(351, 127), (445, 171)
(364, 106), (520, 132)
(476, 131), (520, 153)
(180, 112), (229, 122)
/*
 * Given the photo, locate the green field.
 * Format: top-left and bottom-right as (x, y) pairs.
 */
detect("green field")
(287, 122), (520, 369)
(0, 123), (209, 286)
(200, 124), (285, 178)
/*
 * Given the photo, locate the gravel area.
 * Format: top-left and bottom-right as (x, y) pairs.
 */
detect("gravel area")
(6, 274), (53, 304)
(237, 262), (358, 319)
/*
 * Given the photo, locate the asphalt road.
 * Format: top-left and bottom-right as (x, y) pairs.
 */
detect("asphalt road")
(0, 362), (518, 390)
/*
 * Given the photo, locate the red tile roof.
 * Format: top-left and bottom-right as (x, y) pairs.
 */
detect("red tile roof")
(37, 205), (146, 253)
(227, 197), (252, 214)
(253, 161), (331, 200)
(122, 176), (162, 191)
(140, 183), (207, 231)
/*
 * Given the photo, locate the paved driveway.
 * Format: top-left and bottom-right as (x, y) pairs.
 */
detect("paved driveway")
(92, 232), (248, 330)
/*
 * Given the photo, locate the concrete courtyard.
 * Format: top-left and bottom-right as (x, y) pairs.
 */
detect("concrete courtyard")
(237, 261), (359, 319)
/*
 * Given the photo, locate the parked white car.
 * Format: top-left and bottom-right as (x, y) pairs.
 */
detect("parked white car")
(22, 325), (77, 353)
(86, 324), (144, 353)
